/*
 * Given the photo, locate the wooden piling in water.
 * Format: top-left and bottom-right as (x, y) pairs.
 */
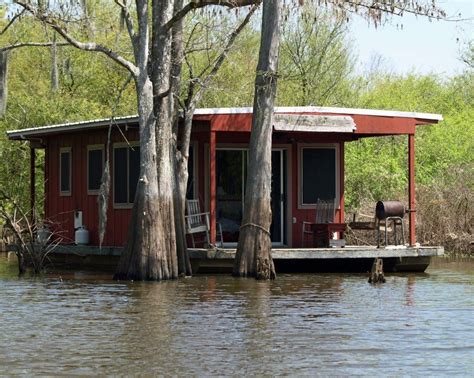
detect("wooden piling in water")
(369, 257), (386, 283)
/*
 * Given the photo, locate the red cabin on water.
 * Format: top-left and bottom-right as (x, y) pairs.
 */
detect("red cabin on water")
(7, 106), (442, 250)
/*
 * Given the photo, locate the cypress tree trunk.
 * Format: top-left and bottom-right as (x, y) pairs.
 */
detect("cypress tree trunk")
(233, 0), (281, 279)
(171, 0), (192, 276)
(174, 149), (192, 275)
(0, 52), (8, 117)
(172, 4), (258, 275)
(114, 77), (178, 280)
(174, 108), (195, 270)
(114, 0), (178, 280)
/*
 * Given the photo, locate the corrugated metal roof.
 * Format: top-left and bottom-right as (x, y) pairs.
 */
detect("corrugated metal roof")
(6, 106), (442, 140)
(6, 115), (139, 140)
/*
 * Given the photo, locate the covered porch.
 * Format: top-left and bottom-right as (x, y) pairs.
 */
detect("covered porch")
(190, 106), (442, 249)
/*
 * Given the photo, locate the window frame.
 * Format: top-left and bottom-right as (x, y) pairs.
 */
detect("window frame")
(59, 147), (72, 196)
(298, 143), (339, 209)
(113, 141), (140, 209)
(87, 144), (105, 195)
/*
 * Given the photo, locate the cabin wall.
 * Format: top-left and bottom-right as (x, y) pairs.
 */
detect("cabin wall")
(45, 127), (139, 246)
(44, 126), (348, 248)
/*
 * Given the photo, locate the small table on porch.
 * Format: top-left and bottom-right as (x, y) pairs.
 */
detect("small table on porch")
(311, 223), (347, 248)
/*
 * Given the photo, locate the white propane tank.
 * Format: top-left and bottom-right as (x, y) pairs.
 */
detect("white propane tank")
(75, 226), (90, 245)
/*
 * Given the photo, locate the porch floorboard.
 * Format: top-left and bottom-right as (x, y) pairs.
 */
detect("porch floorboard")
(189, 245), (444, 259)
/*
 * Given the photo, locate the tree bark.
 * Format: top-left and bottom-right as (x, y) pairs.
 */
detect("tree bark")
(0, 51), (8, 117)
(114, 76), (178, 280)
(152, 0), (179, 279)
(233, 0), (280, 279)
(114, 0), (178, 280)
(171, 0), (192, 276)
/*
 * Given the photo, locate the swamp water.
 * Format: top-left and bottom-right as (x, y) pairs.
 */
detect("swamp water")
(0, 255), (472, 375)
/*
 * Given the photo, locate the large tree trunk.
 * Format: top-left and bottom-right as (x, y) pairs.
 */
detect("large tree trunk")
(114, 77), (177, 280)
(171, 0), (192, 276)
(233, 0), (281, 279)
(174, 148), (192, 275)
(0, 51), (8, 117)
(114, 0), (178, 280)
(174, 107), (195, 269)
(152, 0), (179, 278)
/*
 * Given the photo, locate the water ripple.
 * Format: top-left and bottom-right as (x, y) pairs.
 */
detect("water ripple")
(0, 256), (472, 375)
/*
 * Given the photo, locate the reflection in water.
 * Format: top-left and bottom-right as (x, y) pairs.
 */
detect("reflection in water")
(0, 255), (473, 375)
(405, 275), (416, 307)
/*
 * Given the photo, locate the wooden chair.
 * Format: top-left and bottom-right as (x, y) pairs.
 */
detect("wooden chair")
(185, 200), (210, 248)
(302, 199), (337, 247)
(185, 200), (224, 248)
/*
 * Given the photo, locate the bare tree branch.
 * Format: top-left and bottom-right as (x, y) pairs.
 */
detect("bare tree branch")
(188, 2), (260, 110)
(13, 0), (139, 77)
(114, 0), (139, 57)
(134, 0), (150, 73)
(180, 3), (259, 159)
(0, 41), (70, 52)
(164, 0), (258, 31)
(0, 9), (26, 35)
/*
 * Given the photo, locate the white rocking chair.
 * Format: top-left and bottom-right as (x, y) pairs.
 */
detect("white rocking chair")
(185, 200), (224, 248)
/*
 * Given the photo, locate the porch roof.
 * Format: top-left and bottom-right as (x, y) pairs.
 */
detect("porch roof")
(6, 106), (442, 140)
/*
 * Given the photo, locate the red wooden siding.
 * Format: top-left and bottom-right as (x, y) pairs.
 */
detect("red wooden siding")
(45, 127), (139, 246)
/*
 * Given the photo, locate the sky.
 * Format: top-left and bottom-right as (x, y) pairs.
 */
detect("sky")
(350, 0), (474, 76)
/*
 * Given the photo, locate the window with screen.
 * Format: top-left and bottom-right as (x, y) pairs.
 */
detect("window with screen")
(87, 146), (104, 193)
(301, 147), (336, 205)
(114, 144), (140, 205)
(59, 148), (71, 195)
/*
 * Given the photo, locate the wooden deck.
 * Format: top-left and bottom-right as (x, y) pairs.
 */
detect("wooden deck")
(6, 244), (443, 273)
(188, 246), (443, 273)
(189, 245), (443, 259)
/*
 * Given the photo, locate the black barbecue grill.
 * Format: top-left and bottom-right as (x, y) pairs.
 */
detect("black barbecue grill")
(375, 201), (406, 247)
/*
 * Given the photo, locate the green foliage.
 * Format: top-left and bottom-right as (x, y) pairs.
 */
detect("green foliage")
(277, 6), (355, 107)
(345, 72), (474, 215)
(345, 135), (408, 209)
(185, 14), (259, 108)
(194, 7), (357, 108)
